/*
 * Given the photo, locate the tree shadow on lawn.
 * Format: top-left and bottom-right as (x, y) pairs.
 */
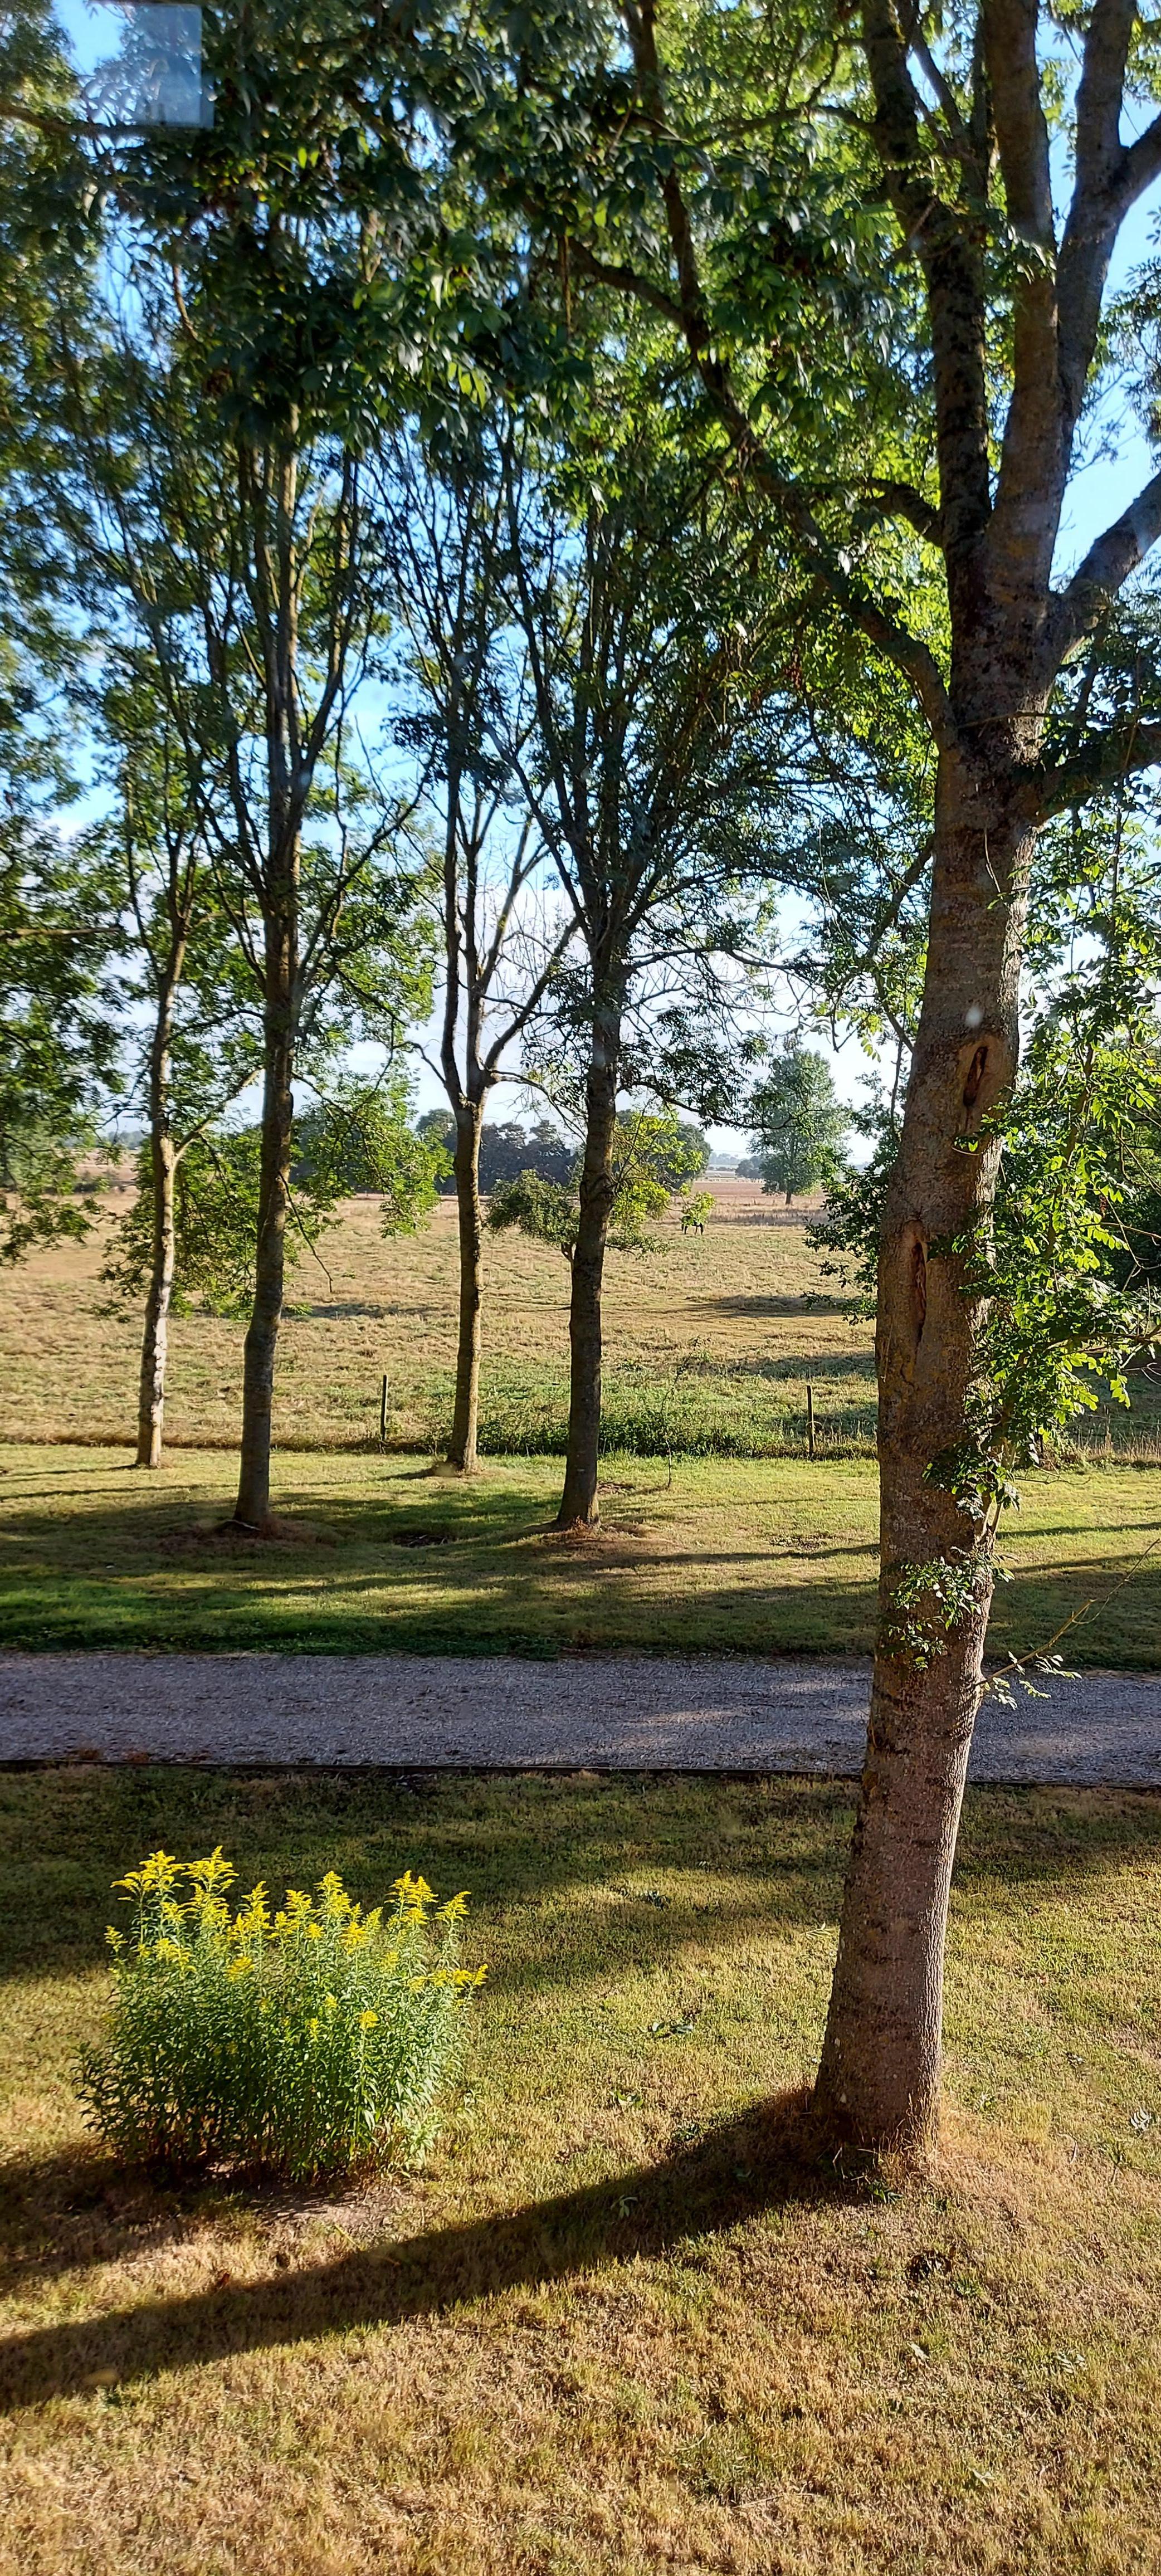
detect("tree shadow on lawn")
(694, 1291), (850, 1321)
(0, 1570), (882, 1657)
(682, 1348), (877, 1383)
(2, 1769), (1158, 2030)
(0, 1476), (548, 1559)
(0, 2091), (860, 2409)
(0, 1770), (860, 1998)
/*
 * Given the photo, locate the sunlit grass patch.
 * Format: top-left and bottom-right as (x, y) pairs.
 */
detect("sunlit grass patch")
(1, 1443), (1159, 1664)
(2, 1768), (1160, 2572)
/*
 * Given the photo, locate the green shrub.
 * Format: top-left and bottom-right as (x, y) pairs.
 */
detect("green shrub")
(77, 1848), (483, 2181)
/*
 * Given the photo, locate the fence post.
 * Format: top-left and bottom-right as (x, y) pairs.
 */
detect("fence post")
(806, 1383), (816, 1460)
(379, 1373), (389, 1448)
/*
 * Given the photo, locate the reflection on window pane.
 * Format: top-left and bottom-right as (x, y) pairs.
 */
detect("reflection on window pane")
(53, 3), (212, 128)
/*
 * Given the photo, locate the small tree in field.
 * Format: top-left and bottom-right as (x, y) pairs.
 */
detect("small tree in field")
(489, 1105), (709, 1263)
(500, 348), (793, 1528)
(747, 1045), (848, 1205)
(88, 680), (258, 1465)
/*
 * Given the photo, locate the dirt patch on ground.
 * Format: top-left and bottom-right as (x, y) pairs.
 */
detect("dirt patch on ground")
(158, 1516), (341, 1555)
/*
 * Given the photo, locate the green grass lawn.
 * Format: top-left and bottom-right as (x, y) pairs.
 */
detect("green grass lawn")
(0, 1442), (1159, 1664)
(2, 1763), (1160, 2573)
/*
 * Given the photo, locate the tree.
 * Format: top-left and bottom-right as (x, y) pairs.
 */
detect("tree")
(497, 355), (793, 1528)
(482, 0), (1161, 2142)
(381, 428), (574, 1474)
(747, 1045), (848, 1204)
(489, 1105), (709, 1260)
(292, 1078), (450, 1228)
(86, 678), (260, 1466)
(0, 661), (120, 1263)
(37, 243), (434, 1530)
(418, 1110), (575, 1194)
(104, 1129), (311, 1320)
(4, 0), (530, 1531)
(0, 18), (123, 1263)
(538, 0), (1161, 2144)
(106, 1077), (446, 1322)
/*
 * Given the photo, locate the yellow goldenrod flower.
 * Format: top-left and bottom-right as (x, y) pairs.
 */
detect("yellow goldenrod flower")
(319, 1871), (353, 1918)
(189, 1847), (236, 1895)
(359, 2009), (378, 2031)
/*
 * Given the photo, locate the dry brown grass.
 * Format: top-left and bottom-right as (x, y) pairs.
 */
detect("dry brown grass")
(6, 1174), (1157, 1464)
(0, 1178), (881, 1452)
(2, 1765), (1160, 2574)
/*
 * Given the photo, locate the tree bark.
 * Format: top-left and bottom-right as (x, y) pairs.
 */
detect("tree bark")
(233, 440), (300, 1536)
(813, 744), (1038, 2148)
(135, 1130), (177, 1469)
(233, 908), (295, 1531)
(447, 1097), (485, 1472)
(134, 952), (183, 1470)
(557, 997), (622, 1529)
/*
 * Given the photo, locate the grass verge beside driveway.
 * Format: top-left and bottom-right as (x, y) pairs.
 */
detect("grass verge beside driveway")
(1, 1764), (1160, 2573)
(0, 1443), (1159, 1663)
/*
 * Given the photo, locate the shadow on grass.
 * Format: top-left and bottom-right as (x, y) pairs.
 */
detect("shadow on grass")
(696, 1292), (848, 1321)
(0, 1769), (858, 1998)
(0, 2092), (852, 2410)
(2, 1772), (1159, 2030)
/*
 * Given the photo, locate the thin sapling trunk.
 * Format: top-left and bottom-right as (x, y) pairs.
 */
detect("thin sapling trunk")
(447, 1097), (485, 1472)
(233, 904), (296, 1533)
(134, 947), (184, 1467)
(557, 996), (622, 1529)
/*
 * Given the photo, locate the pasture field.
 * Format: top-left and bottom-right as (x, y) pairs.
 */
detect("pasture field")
(2, 1762), (1161, 2574)
(3, 1176), (1158, 1462)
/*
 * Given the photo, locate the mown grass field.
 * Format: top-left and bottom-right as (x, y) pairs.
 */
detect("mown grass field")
(1, 1174), (1158, 1661)
(2, 1763), (1160, 2574)
(0, 1443), (1159, 1662)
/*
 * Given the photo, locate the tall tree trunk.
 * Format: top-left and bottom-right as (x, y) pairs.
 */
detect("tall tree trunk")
(233, 911), (295, 1531)
(135, 1131), (177, 1468)
(134, 954), (183, 1469)
(233, 439), (300, 1536)
(447, 1097), (485, 1472)
(557, 997), (621, 1529)
(813, 745), (1037, 2149)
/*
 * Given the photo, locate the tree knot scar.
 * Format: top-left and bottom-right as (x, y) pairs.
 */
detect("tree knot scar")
(904, 1224), (928, 1345)
(962, 1043), (988, 1113)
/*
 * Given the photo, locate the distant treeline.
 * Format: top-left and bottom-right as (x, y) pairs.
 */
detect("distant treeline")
(414, 1113), (710, 1198)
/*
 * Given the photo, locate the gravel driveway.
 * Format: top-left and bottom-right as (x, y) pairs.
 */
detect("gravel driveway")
(1, 1651), (1159, 1784)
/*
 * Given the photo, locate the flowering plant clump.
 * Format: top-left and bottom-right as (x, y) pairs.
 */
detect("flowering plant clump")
(77, 1849), (484, 2181)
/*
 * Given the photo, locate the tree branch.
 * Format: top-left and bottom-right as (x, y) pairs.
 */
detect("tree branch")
(1047, 466), (1161, 667)
(1057, 0), (1137, 433)
(984, 0), (1061, 582)
(858, 479), (943, 548)
(1031, 718), (1161, 821)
